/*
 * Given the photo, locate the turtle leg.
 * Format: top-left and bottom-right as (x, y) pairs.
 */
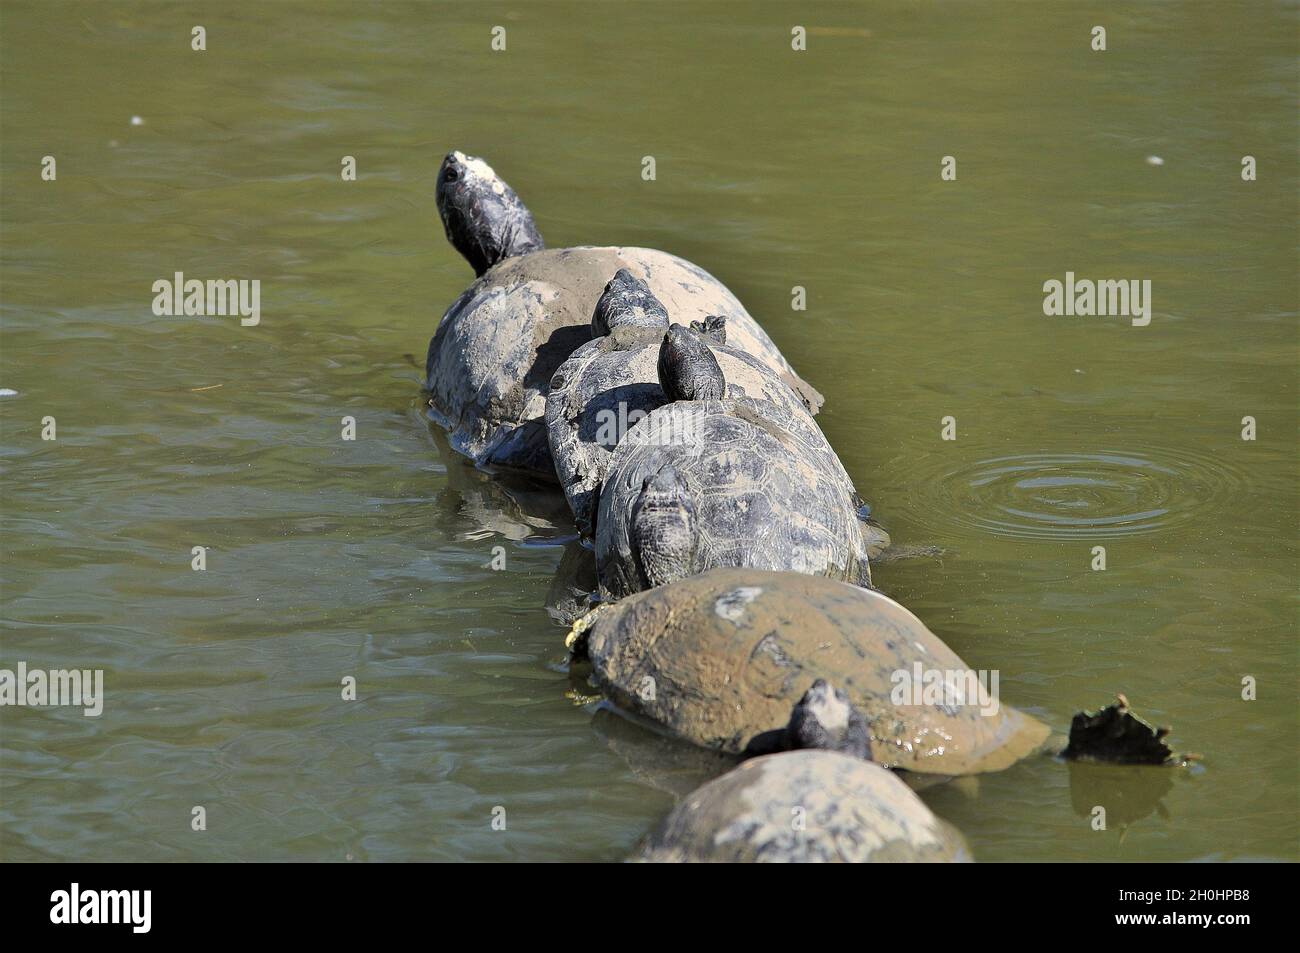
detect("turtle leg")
(481, 418), (557, 478)
(871, 543), (949, 564)
(859, 515), (948, 564)
(860, 520), (891, 560)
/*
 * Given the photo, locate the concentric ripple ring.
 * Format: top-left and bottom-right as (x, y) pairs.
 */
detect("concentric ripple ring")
(900, 449), (1247, 541)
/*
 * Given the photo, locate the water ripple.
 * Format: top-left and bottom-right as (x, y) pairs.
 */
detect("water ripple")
(900, 449), (1249, 540)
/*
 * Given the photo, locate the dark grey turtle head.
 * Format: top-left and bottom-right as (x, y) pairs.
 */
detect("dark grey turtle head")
(787, 679), (873, 760)
(437, 151), (544, 277)
(688, 315), (727, 346)
(658, 324), (725, 403)
(591, 268), (670, 337)
(630, 464), (696, 590)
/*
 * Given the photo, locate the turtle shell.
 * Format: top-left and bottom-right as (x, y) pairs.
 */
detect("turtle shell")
(425, 246), (821, 477)
(546, 329), (844, 537)
(582, 568), (1051, 774)
(594, 403), (870, 598)
(633, 750), (971, 863)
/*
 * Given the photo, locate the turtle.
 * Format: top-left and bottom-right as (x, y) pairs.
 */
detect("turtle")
(546, 273), (857, 537)
(592, 341), (871, 598)
(568, 568), (1053, 775)
(425, 151), (821, 477)
(631, 750), (971, 863)
(589, 266), (672, 337)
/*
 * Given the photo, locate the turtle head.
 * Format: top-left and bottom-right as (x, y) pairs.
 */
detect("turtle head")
(630, 464), (696, 589)
(591, 268), (670, 337)
(688, 315), (727, 346)
(437, 151), (544, 277)
(658, 324), (726, 402)
(787, 679), (873, 760)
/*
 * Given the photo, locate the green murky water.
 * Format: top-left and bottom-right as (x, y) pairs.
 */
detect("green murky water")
(1, 1), (1295, 862)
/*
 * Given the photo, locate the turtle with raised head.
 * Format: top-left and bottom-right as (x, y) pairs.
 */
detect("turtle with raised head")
(569, 568), (1052, 775)
(632, 750), (971, 863)
(592, 338), (871, 598)
(546, 273), (856, 537)
(425, 152), (821, 476)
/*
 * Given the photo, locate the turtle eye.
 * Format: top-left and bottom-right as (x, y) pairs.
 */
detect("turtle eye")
(443, 167), (459, 183)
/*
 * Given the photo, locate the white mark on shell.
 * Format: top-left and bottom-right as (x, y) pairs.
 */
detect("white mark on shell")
(714, 587), (763, 624)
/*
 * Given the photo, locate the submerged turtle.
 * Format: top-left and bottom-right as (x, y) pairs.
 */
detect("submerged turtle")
(425, 151), (821, 476)
(633, 750), (971, 863)
(547, 273), (856, 536)
(570, 568), (1052, 774)
(593, 337), (870, 598)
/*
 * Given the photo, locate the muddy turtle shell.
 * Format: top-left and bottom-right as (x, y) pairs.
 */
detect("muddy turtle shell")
(582, 568), (1051, 774)
(547, 327), (844, 537)
(634, 750), (971, 863)
(425, 246), (821, 477)
(594, 404), (871, 598)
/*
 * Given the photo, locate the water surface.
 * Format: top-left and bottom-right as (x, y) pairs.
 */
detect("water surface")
(1, 1), (1296, 861)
